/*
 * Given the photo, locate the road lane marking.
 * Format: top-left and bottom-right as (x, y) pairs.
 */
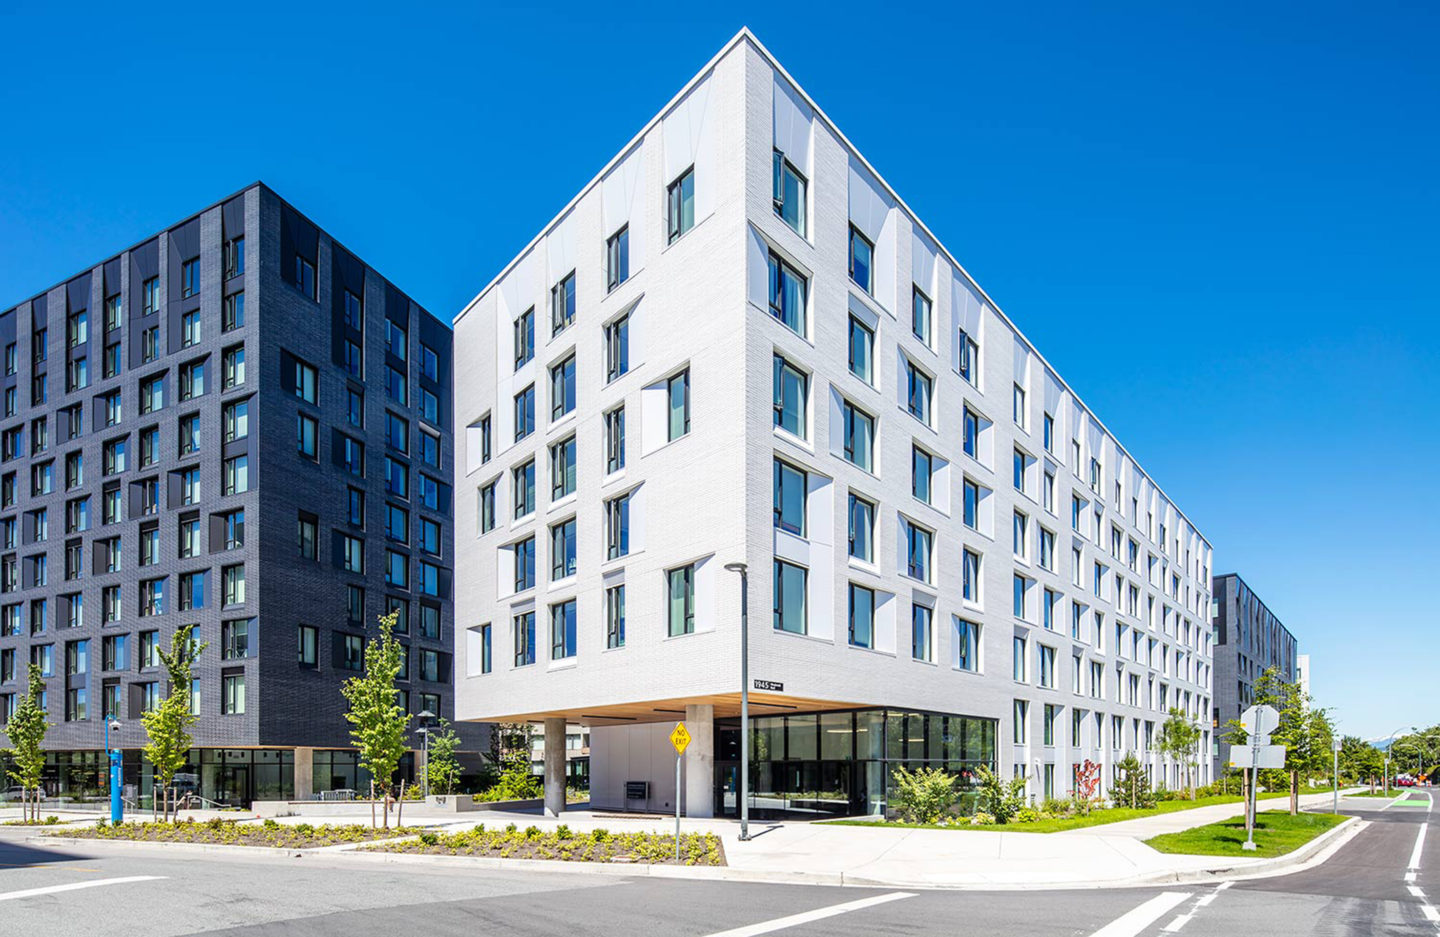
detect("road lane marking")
(698, 891), (915, 937)
(1086, 892), (1192, 937)
(1409, 872), (1419, 883)
(1162, 912), (1194, 932)
(1411, 886), (1427, 898)
(0, 876), (166, 902)
(1411, 823), (1429, 870)
(1422, 905), (1439, 923)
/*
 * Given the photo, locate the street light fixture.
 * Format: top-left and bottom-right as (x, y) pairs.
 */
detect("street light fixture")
(105, 718), (123, 824)
(417, 710), (436, 799)
(723, 562), (750, 843)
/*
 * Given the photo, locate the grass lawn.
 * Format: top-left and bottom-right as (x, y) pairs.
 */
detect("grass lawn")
(1346, 790), (1404, 798)
(1145, 810), (1346, 858)
(820, 790), (1311, 834)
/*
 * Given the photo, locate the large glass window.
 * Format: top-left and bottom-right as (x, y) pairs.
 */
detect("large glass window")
(550, 600), (577, 660)
(772, 355), (807, 438)
(549, 518), (576, 580)
(848, 583), (874, 649)
(767, 252), (807, 335)
(773, 560), (807, 635)
(667, 564), (694, 636)
(773, 459), (806, 536)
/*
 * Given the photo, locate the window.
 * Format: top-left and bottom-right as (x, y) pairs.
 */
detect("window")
(222, 565), (246, 607)
(222, 455), (249, 495)
(1043, 471), (1056, 513)
(297, 514), (317, 559)
(905, 521), (932, 583)
(298, 624), (318, 667)
(181, 309), (201, 348)
(549, 354), (575, 420)
(140, 376), (164, 415)
(513, 536), (535, 591)
(420, 517), (440, 555)
(773, 460), (806, 536)
(772, 355), (807, 438)
(139, 577), (165, 616)
(848, 316), (874, 384)
(606, 226), (629, 291)
(666, 167), (695, 242)
(767, 251), (807, 335)
(512, 459), (535, 518)
(102, 342), (119, 377)
(667, 564), (695, 636)
(963, 547), (983, 605)
(550, 600), (577, 660)
(222, 399), (249, 442)
(478, 481), (496, 534)
(223, 292), (245, 332)
(605, 584), (625, 649)
(385, 550), (408, 588)
(549, 517), (576, 580)
(773, 559), (807, 634)
(550, 271), (576, 336)
(294, 255), (316, 300)
(1039, 644), (1056, 688)
(386, 412), (410, 455)
(471, 622), (492, 673)
(605, 314), (629, 382)
(958, 329), (979, 385)
(340, 534), (364, 573)
(912, 603), (933, 662)
(221, 343), (244, 388)
(604, 406), (625, 474)
(294, 360), (317, 404)
(847, 493), (875, 562)
(1013, 574), (1029, 620)
(1040, 527), (1056, 571)
(297, 413), (317, 459)
(513, 307), (534, 369)
(667, 370), (690, 440)
(962, 479), (980, 530)
(956, 618), (980, 672)
(847, 583), (875, 649)
(1013, 511), (1029, 559)
(912, 446), (932, 505)
(224, 235), (245, 279)
(842, 401), (874, 472)
(386, 366), (407, 405)
(513, 385), (534, 441)
(222, 672), (245, 715)
(386, 504), (409, 542)
(141, 326), (159, 363)
(513, 611), (536, 666)
(222, 617), (251, 659)
(912, 287), (932, 346)
(1013, 636), (1027, 682)
(605, 493), (629, 559)
(181, 256), (200, 297)
(420, 344), (439, 382)
(848, 225), (873, 294)
(906, 361), (932, 425)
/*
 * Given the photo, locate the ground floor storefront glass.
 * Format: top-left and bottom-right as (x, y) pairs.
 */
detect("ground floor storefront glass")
(713, 708), (997, 820)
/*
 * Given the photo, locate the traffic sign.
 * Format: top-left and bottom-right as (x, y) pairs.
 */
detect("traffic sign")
(1232, 745), (1287, 769)
(670, 723), (691, 755)
(1240, 704), (1280, 739)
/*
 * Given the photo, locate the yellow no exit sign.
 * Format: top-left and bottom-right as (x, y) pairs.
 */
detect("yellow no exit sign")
(670, 723), (691, 755)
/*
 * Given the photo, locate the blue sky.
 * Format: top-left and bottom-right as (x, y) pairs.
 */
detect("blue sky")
(1, 2), (1434, 739)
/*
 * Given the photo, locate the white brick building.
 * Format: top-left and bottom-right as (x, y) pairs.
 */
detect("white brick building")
(452, 30), (1214, 819)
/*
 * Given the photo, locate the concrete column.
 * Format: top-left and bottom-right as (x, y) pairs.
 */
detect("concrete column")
(684, 703), (715, 818)
(293, 747), (314, 801)
(543, 718), (566, 817)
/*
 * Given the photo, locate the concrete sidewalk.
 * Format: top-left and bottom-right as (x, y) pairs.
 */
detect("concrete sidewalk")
(5, 789), (1365, 890)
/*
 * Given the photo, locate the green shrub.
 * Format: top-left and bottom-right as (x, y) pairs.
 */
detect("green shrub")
(973, 765), (1028, 824)
(418, 832), (439, 846)
(555, 824), (572, 840)
(890, 765), (958, 824)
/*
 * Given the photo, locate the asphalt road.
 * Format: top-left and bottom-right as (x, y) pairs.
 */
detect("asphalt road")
(0, 794), (1434, 936)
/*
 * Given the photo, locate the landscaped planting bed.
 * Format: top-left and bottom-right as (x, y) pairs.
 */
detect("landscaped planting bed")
(368, 824), (726, 866)
(56, 818), (415, 848)
(1145, 809), (1346, 858)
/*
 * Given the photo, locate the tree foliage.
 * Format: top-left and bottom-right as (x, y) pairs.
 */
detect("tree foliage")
(973, 764), (1028, 823)
(142, 623), (206, 821)
(890, 765), (958, 824)
(423, 719), (462, 796)
(1224, 667), (1333, 815)
(341, 611), (411, 826)
(1112, 752), (1156, 809)
(1157, 708), (1203, 798)
(1072, 759), (1102, 815)
(2, 665), (49, 821)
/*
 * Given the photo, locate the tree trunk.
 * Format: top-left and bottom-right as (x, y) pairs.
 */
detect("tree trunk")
(1289, 769), (1299, 816)
(370, 781), (377, 829)
(396, 781), (405, 828)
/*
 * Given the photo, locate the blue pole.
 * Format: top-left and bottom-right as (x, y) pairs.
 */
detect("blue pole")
(107, 721), (123, 824)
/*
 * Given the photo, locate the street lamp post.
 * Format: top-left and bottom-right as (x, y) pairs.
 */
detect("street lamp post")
(105, 718), (123, 825)
(1384, 726), (1415, 797)
(724, 562), (750, 842)
(1332, 738), (1341, 814)
(417, 710), (436, 799)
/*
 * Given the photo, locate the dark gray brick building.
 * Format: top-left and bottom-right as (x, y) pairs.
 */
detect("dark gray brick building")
(1210, 571), (1298, 774)
(0, 183), (476, 806)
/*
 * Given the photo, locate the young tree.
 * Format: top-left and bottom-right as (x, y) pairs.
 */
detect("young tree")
(424, 719), (462, 796)
(341, 611), (410, 828)
(2, 665), (50, 822)
(1112, 753), (1155, 809)
(1157, 708), (1202, 798)
(1231, 667), (1330, 815)
(141, 623), (206, 821)
(1072, 759), (1102, 815)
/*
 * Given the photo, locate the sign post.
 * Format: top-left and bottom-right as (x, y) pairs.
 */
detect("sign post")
(1236, 704), (1282, 851)
(670, 722), (691, 862)
(1333, 738), (1343, 814)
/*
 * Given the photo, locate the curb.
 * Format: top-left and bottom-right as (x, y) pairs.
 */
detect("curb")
(28, 834), (416, 859)
(1109, 814), (1365, 888)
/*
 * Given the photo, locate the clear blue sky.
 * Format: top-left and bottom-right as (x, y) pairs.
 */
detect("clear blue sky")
(1, 2), (1434, 739)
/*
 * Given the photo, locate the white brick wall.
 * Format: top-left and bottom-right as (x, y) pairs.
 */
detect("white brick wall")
(452, 30), (1214, 801)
